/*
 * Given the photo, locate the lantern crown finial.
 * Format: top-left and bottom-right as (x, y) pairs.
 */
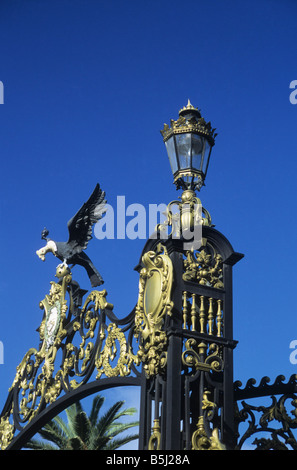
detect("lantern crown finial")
(179, 99), (201, 118)
(160, 102), (217, 146)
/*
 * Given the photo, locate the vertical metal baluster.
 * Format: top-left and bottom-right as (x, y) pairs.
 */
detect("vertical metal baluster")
(191, 294), (196, 331)
(198, 296), (207, 357)
(183, 291), (188, 330)
(208, 297), (214, 335)
(199, 295), (205, 334)
(217, 299), (223, 337)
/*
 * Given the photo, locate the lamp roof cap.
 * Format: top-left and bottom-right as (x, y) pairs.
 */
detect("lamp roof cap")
(179, 99), (201, 118)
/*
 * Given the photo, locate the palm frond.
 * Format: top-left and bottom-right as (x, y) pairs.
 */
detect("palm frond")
(107, 420), (139, 439)
(96, 400), (124, 435)
(104, 433), (139, 450)
(73, 411), (91, 445)
(65, 403), (82, 438)
(67, 436), (87, 450)
(23, 438), (59, 450)
(35, 420), (68, 448)
(53, 415), (73, 440)
(25, 394), (139, 450)
(89, 395), (105, 427)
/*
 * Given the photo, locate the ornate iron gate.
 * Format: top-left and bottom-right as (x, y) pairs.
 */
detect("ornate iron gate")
(1, 195), (297, 450)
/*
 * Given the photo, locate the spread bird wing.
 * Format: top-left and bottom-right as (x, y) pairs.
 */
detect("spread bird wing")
(67, 183), (106, 251)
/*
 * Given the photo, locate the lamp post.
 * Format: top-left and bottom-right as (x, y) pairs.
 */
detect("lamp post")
(137, 101), (243, 450)
(160, 101), (217, 237)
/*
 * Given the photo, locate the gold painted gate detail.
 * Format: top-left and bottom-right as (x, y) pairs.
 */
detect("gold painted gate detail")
(0, 245), (173, 449)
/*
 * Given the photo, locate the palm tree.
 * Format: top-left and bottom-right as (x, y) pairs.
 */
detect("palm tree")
(24, 394), (139, 450)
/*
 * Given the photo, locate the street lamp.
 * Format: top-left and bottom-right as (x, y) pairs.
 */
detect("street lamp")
(160, 100), (217, 192)
(160, 101), (217, 234)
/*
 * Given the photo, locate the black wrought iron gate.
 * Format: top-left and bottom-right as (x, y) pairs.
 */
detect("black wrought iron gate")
(1, 225), (297, 450)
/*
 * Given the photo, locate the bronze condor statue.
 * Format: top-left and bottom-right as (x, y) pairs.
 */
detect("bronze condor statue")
(36, 183), (106, 287)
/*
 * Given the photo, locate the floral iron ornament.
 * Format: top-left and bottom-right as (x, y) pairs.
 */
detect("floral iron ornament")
(234, 375), (297, 450)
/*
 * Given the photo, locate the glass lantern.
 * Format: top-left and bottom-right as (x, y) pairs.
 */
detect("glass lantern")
(161, 101), (216, 191)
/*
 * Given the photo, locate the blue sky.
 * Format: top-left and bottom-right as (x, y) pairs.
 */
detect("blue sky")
(0, 0), (297, 446)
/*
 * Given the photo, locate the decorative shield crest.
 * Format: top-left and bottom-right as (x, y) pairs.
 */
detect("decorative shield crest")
(44, 301), (61, 350)
(134, 243), (173, 377)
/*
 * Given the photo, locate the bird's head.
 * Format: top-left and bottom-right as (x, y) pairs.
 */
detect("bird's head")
(41, 228), (50, 240)
(36, 240), (58, 261)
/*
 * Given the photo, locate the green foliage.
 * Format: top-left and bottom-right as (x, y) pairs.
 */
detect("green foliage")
(24, 394), (139, 450)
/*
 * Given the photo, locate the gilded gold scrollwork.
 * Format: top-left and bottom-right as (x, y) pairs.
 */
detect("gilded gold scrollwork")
(0, 266), (115, 449)
(96, 323), (132, 378)
(183, 247), (224, 288)
(192, 391), (225, 450)
(60, 289), (112, 389)
(156, 190), (212, 241)
(9, 271), (71, 415)
(1, 246), (173, 449)
(182, 338), (224, 373)
(0, 416), (14, 450)
(134, 244), (173, 378)
(148, 419), (161, 450)
(82, 289), (114, 312)
(191, 416), (226, 450)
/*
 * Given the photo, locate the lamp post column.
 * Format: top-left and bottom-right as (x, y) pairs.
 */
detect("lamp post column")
(137, 102), (243, 450)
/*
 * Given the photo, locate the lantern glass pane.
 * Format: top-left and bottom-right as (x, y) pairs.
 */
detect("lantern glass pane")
(202, 140), (211, 175)
(165, 136), (178, 175)
(175, 133), (191, 169)
(191, 134), (204, 171)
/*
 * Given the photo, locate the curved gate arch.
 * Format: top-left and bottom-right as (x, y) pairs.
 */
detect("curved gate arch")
(6, 377), (141, 450)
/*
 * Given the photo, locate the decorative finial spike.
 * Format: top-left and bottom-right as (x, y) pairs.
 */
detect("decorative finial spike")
(179, 100), (200, 117)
